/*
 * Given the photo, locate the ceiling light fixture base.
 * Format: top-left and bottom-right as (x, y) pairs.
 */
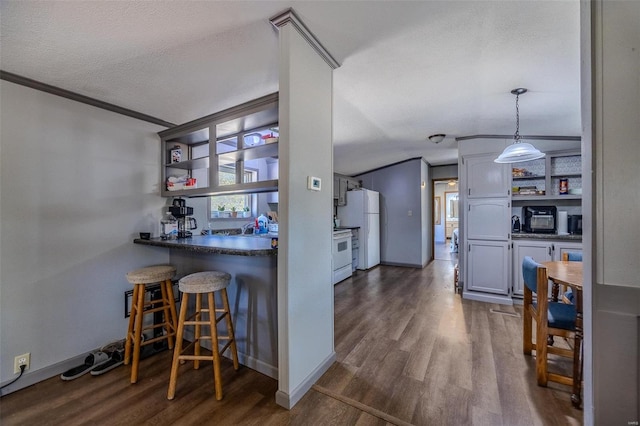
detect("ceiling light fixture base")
(428, 134), (446, 144)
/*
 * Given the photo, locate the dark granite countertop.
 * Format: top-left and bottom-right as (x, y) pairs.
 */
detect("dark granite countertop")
(133, 235), (278, 256)
(512, 233), (582, 241)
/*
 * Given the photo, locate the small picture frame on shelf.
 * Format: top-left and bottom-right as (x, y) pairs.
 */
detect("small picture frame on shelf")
(170, 146), (182, 163)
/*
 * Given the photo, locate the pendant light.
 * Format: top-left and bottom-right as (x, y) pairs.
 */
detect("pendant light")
(494, 88), (545, 163)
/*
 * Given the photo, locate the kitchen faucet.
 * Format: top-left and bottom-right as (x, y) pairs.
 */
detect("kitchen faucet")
(240, 222), (254, 234)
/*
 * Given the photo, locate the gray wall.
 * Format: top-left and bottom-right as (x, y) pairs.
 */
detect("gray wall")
(358, 158), (429, 268)
(0, 81), (168, 391)
(431, 164), (458, 180)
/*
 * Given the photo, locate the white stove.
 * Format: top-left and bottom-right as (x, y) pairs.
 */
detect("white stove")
(332, 230), (353, 285)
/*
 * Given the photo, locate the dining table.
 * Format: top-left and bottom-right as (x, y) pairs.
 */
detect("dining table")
(542, 260), (583, 408)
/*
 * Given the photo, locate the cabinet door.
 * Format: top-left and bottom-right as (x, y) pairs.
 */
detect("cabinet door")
(467, 199), (510, 240)
(553, 241), (583, 261)
(465, 155), (510, 198)
(337, 179), (348, 206)
(333, 177), (340, 200)
(512, 240), (553, 297)
(467, 240), (510, 295)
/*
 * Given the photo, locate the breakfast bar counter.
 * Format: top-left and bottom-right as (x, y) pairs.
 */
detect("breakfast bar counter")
(133, 234), (278, 379)
(133, 234), (278, 256)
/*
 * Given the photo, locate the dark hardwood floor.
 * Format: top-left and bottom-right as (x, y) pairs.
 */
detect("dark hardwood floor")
(0, 260), (583, 425)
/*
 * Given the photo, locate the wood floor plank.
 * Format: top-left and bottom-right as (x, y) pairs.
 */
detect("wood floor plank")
(0, 261), (583, 425)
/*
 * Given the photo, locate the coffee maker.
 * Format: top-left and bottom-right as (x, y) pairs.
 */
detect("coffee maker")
(169, 198), (197, 238)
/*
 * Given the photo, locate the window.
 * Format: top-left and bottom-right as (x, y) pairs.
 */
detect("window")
(209, 167), (256, 218)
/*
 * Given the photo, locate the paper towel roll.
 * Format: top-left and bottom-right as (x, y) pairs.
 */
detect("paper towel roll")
(557, 211), (568, 235)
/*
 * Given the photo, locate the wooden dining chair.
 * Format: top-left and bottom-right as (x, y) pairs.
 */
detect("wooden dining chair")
(560, 252), (582, 303)
(522, 256), (580, 391)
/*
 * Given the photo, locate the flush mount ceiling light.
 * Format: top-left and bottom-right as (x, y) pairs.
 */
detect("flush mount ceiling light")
(428, 134), (446, 144)
(494, 88), (545, 163)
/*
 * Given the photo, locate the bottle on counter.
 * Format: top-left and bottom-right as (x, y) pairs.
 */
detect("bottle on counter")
(258, 214), (268, 234)
(161, 212), (178, 240)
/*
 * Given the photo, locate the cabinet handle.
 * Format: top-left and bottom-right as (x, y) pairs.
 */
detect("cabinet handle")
(468, 188), (471, 196)
(508, 189), (510, 196)
(468, 244), (471, 252)
(552, 244), (555, 251)
(548, 247), (552, 256)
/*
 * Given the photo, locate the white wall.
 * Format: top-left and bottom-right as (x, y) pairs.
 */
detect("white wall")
(434, 182), (447, 243)
(358, 158), (426, 268)
(585, 1), (640, 423)
(0, 81), (168, 391)
(276, 20), (335, 408)
(420, 160), (431, 266)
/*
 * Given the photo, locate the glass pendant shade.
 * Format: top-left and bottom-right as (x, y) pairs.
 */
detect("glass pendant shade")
(494, 87), (545, 163)
(494, 142), (545, 163)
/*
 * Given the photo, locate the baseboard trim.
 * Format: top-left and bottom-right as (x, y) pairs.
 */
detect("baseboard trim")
(462, 291), (513, 305)
(183, 330), (278, 379)
(275, 351), (336, 409)
(0, 353), (87, 396)
(379, 261), (422, 269)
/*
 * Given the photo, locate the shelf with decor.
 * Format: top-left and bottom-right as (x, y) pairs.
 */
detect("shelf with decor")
(159, 93), (279, 197)
(511, 150), (582, 203)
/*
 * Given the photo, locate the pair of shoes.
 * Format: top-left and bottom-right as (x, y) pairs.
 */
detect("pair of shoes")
(100, 339), (125, 354)
(91, 349), (124, 376)
(60, 351), (110, 381)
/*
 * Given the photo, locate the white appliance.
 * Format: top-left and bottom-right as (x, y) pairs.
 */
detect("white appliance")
(337, 189), (380, 270)
(332, 230), (353, 284)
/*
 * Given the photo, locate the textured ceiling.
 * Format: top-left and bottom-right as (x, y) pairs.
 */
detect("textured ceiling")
(0, 1), (581, 175)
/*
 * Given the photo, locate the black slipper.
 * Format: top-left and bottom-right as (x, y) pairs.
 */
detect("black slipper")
(91, 349), (124, 376)
(60, 351), (110, 381)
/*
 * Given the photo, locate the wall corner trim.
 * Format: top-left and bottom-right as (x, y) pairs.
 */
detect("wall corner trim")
(269, 8), (340, 70)
(275, 352), (336, 409)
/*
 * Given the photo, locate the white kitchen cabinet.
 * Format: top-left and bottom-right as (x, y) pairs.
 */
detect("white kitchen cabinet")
(554, 241), (583, 260)
(512, 240), (554, 297)
(333, 176), (348, 206)
(466, 199), (511, 240)
(511, 239), (582, 297)
(466, 240), (510, 295)
(465, 154), (510, 198)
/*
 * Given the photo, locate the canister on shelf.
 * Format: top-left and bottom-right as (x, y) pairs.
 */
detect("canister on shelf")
(559, 177), (568, 195)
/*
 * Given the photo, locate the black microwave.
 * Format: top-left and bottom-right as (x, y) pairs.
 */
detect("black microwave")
(522, 206), (557, 234)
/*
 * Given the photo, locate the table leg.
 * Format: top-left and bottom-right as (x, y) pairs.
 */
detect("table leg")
(571, 287), (583, 408)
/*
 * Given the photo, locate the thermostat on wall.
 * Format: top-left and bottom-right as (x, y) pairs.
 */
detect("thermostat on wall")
(307, 176), (321, 191)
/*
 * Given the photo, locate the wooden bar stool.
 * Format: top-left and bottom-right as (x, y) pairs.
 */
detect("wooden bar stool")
(167, 271), (239, 401)
(124, 265), (178, 384)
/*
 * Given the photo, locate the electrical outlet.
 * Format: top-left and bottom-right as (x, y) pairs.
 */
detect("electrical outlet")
(14, 353), (30, 374)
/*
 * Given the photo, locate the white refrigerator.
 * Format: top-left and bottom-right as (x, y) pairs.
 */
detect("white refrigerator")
(337, 188), (380, 270)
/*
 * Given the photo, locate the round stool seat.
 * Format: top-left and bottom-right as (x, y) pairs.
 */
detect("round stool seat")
(126, 265), (176, 284)
(179, 271), (231, 293)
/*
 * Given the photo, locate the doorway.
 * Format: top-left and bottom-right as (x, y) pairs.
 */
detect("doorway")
(433, 179), (458, 261)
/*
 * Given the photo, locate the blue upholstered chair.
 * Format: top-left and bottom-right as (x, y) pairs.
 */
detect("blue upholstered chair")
(522, 256), (580, 392)
(561, 252), (583, 303)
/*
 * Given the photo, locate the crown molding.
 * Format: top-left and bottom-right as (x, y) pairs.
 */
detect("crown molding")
(0, 70), (175, 128)
(270, 8), (340, 70)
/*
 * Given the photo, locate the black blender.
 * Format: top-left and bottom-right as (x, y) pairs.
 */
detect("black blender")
(169, 198), (197, 238)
